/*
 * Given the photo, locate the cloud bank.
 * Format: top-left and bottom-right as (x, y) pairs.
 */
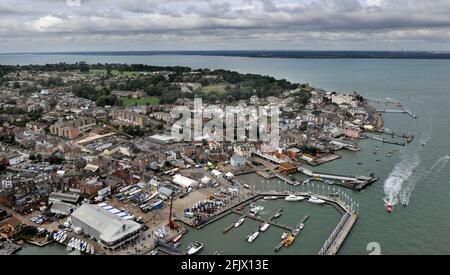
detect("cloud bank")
(1, 0), (450, 52)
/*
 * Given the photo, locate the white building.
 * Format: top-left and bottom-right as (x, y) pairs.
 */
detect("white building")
(70, 204), (141, 250)
(4, 154), (25, 166)
(332, 94), (358, 108)
(172, 174), (199, 189)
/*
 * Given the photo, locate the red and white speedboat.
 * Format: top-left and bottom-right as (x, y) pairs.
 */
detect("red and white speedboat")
(386, 203), (394, 213)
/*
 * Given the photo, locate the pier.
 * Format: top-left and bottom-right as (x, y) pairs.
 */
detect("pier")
(275, 214), (311, 253)
(231, 209), (294, 232)
(364, 134), (406, 146)
(298, 167), (378, 191)
(376, 108), (417, 119)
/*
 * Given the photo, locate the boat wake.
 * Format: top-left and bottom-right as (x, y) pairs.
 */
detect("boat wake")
(383, 154), (420, 206)
(430, 156), (450, 172)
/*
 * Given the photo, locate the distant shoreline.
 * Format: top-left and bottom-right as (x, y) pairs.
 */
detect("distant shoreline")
(2, 51), (450, 60)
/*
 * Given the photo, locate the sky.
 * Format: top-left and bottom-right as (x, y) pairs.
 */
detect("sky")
(1, 0), (450, 53)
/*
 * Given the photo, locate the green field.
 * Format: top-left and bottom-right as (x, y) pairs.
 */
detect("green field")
(201, 84), (228, 94)
(90, 69), (144, 76)
(119, 96), (160, 107)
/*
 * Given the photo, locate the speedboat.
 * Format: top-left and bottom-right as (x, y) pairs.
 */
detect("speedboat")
(284, 235), (295, 247)
(308, 196), (326, 205)
(281, 232), (289, 240)
(274, 208), (283, 218)
(187, 242), (204, 255)
(249, 206), (264, 217)
(285, 195), (305, 202)
(260, 223), (270, 232)
(264, 196), (278, 200)
(173, 233), (183, 243)
(234, 217), (245, 228)
(387, 203), (394, 213)
(298, 223), (305, 230)
(246, 231), (260, 243)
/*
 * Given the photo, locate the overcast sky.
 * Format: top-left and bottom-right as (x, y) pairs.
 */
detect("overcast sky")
(1, 0), (450, 53)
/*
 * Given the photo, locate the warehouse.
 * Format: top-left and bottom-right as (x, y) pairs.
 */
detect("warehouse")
(70, 204), (141, 250)
(172, 174), (199, 189)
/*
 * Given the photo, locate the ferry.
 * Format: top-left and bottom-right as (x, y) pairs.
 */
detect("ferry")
(308, 196), (326, 205)
(260, 223), (270, 232)
(187, 242), (204, 255)
(234, 217), (245, 228)
(246, 231), (260, 243)
(284, 235), (295, 247)
(387, 203), (394, 213)
(285, 195), (305, 202)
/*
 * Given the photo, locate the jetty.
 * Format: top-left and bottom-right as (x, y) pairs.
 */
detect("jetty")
(298, 167), (378, 191)
(376, 108), (417, 119)
(365, 135), (406, 146)
(275, 214), (311, 253)
(232, 209), (294, 232)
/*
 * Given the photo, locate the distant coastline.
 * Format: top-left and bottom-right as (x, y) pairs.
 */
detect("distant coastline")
(5, 50), (450, 60)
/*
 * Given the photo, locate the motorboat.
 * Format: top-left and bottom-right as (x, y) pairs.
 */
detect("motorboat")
(154, 230), (165, 239)
(264, 196), (278, 200)
(234, 217), (245, 228)
(281, 232), (289, 240)
(308, 196), (326, 205)
(274, 208), (283, 218)
(173, 233), (183, 243)
(402, 200), (408, 207)
(249, 206), (264, 217)
(298, 223), (305, 230)
(260, 223), (270, 232)
(59, 233), (67, 243)
(86, 244), (91, 254)
(67, 238), (75, 248)
(324, 180), (335, 185)
(187, 242), (204, 255)
(174, 242), (182, 248)
(292, 228), (301, 237)
(284, 235), (295, 247)
(212, 250), (224, 255)
(285, 195), (305, 202)
(387, 203), (394, 213)
(149, 250), (158, 255)
(246, 231), (260, 243)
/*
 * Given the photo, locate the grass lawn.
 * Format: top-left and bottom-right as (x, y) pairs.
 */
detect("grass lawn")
(90, 69), (144, 76)
(201, 84), (228, 94)
(119, 96), (160, 107)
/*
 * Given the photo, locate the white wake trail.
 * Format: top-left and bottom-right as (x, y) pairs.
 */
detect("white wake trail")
(383, 154), (420, 206)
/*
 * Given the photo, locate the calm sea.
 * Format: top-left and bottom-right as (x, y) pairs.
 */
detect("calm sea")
(2, 54), (450, 255)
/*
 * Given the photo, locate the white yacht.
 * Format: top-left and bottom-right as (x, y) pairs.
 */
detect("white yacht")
(187, 242), (204, 255)
(260, 223), (270, 232)
(285, 195), (305, 202)
(246, 231), (260, 243)
(308, 196), (326, 205)
(249, 206), (264, 217)
(234, 217), (245, 228)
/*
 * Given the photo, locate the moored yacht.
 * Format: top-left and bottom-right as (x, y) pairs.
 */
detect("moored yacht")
(234, 217), (245, 228)
(246, 231), (260, 243)
(308, 196), (326, 205)
(260, 223), (270, 232)
(285, 195), (305, 202)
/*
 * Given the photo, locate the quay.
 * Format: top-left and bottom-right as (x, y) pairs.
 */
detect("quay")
(298, 167), (378, 191)
(376, 108), (417, 119)
(365, 134), (406, 146)
(0, 242), (22, 255)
